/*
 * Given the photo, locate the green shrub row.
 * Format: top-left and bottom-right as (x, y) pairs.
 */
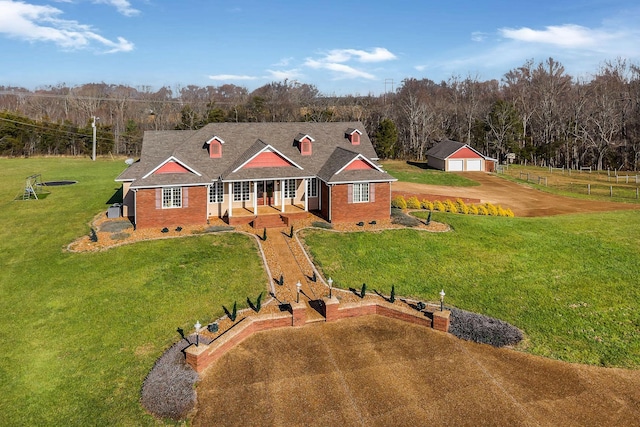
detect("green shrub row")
(391, 195), (514, 217)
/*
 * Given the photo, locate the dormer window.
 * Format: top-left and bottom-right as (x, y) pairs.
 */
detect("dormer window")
(206, 136), (224, 158)
(346, 128), (362, 145)
(295, 133), (314, 156)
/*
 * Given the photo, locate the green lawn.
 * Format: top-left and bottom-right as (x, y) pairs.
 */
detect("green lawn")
(0, 158), (266, 425)
(381, 159), (480, 186)
(302, 211), (640, 368)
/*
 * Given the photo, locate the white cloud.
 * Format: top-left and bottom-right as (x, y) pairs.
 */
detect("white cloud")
(93, 0), (140, 17)
(272, 57), (293, 67)
(304, 58), (375, 80)
(0, 0), (134, 52)
(266, 69), (302, 80)
(499, 24), (608, 48)
(325, 47), (397, 63)
(208, 74), (258, 80)
(302, 47), (395, 80)
(471, 31), (487, 42)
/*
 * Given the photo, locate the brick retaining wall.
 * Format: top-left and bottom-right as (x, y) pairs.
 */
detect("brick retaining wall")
(185, 298), (450, 373)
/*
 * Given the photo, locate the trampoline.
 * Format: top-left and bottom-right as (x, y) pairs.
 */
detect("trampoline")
(43, 180), (78, 186)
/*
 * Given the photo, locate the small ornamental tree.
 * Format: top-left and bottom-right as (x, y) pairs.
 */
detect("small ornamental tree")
(262, 227), (267, 241)
(390, 285), (396, 303)
(360, 283), (367, 298)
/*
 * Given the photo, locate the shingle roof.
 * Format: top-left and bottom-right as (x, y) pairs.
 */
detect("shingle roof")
(116, 122), (394, 188)
(425, 140), (486, 160)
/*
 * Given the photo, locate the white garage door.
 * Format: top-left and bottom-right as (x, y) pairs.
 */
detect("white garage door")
(448, 159), (463, 171)
(467, 159), (482, 171)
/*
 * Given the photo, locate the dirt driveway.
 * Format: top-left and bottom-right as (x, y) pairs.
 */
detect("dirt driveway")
(393, 172), (640, 217)
(191, 316), (640, 426)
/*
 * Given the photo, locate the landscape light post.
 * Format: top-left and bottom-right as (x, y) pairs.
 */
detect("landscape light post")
(194, 320), (201, 346)
(296, 281), (302, 303)
(328, 277), (333, 298)
(439, 289), (445, 311)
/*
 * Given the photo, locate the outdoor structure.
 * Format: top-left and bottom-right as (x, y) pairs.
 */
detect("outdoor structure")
(116, 122), (395, 229)
(426, 140), (495, 172)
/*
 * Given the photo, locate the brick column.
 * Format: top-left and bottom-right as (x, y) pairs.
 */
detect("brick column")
(184, 343), (210, 373)
(291, 301), (307, 326)
(432, 310), (451, 332)
(324, 296), (340, 322)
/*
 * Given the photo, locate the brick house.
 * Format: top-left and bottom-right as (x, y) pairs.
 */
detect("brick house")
(116, 122), (396, 229)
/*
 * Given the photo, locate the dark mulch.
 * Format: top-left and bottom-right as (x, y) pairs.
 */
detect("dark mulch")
(99, 220), (134, 233)
(449, 307), (523, 347)
(390, 207), (422, 227)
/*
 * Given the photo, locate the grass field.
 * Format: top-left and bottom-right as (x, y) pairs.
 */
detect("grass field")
(302, 211), (640, 368)
(0, 158), (266, 425)
(381, 160), (479, 186)
(499, 164), (640, 203)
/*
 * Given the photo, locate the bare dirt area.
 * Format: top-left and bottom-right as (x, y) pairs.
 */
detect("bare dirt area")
(191, 316), (640, 427)
(393, 172), (640, 217)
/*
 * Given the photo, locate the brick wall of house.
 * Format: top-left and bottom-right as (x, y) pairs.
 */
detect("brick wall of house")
(330, 182), (391, 223)
(135, 186), (208, 229)
(320, 181), (330, 220)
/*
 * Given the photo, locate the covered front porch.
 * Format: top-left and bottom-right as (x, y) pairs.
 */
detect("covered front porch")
(217, 178), (317, 228)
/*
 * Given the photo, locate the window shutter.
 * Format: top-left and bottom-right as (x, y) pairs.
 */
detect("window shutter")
(156, 188), (161, 209)
(183, 187), (189, 208)
(347, 183), (353, 204)
(370, 183), (375, 202)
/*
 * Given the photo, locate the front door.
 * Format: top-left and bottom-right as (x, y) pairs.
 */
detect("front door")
(257, 180), (275, 206)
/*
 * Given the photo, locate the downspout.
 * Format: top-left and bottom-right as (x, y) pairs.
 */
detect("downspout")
(133, 189), (137, 229)
(328, 184), (332, 222)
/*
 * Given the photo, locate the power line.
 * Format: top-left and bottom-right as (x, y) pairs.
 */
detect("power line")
(0, 116), (122, 142)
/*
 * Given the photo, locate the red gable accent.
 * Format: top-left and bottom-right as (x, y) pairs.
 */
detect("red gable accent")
(300, 137), (312, 156)
(209, 141), (222, 158)
(349, 133), (360, 145)
(243, 151), (293, 168)
(155, 161), (190, 174)
(449, 147), (482, 159)
(345, 159), (374, 171)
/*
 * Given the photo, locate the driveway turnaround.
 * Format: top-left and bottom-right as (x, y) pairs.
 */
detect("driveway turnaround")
(191, 316), (640, 426)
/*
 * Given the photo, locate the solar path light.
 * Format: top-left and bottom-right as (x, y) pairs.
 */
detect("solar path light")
(194, 320), (202, 346)
(296, 281), (302, 303)
(328, 277), (333, 298)
(439, 289), (446, 311)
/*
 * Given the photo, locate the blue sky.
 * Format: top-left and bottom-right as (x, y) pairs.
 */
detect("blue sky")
(1, 0), (640, 95)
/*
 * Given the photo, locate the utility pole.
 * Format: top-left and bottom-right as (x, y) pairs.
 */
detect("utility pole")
(91, 116), (98, 161)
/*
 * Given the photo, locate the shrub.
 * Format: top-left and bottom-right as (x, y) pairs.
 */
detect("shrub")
(406, 196), (421, 209)
(486, 203), (498, 216)
(391, 195), (407, 209)
(444, 199), (458, 213)
(449, 308), (523, 348)
(456, 198), (469, 214)
(141, 340), (199, 420)
(468, 204), (479, 215)
(255, 292), (263, 312)
(421, 199), (434, 210)
(433, 200), (445, 212)
(477, 205), (488, 215)
(504, 208), (515, 217)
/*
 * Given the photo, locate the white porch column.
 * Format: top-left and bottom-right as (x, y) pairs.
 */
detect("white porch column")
(281, 179), (285, 212)
(253, 180), (257, 214)
(228, 182), (233, 217)
(303, 178), (308, 211)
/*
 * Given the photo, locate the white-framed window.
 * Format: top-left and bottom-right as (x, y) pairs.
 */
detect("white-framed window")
(162, 187), (182, 208)
(352, 183), (369, 203)
(209, 181), (224, 203)
(307, 178), (318, 198)
(233, 181), (250, 202)
(283, 179), (296, 199)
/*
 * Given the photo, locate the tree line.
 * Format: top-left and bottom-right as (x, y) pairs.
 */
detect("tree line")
(1, 57), (639, 170)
